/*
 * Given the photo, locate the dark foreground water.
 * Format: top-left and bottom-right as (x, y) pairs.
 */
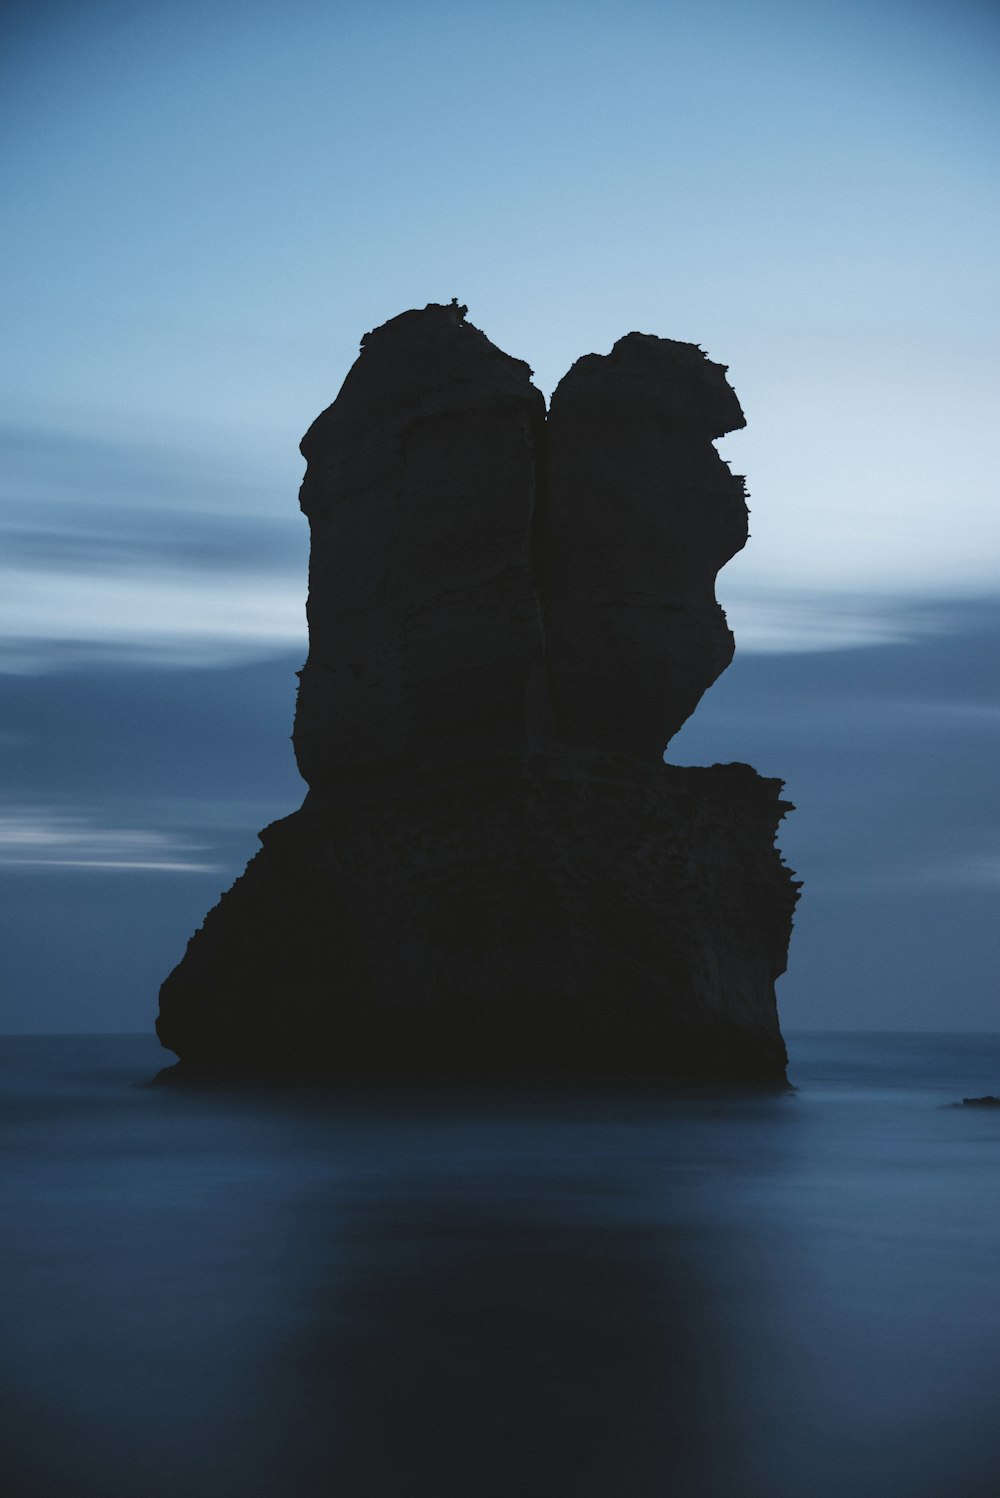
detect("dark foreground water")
(2, 1033), (999, 1498)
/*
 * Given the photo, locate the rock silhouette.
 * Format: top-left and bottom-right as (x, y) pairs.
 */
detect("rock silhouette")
(542, 333), (749, 756)
(294, 302), (547, 783)
(157, 303), (798, 1080)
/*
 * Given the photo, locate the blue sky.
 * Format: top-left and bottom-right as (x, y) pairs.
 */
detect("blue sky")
(1, 0), (997, 1032)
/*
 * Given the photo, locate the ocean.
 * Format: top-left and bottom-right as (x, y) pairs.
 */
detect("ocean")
(2, 1031), (998, 1497)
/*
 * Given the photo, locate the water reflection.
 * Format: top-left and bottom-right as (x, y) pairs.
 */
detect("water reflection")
(286, 1176), (728, 1496)
(2, 1038), (1000, 1497)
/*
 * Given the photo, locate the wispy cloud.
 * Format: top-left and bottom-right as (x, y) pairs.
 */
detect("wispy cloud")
(716, 583), (978, 655)
(0, 811), (224, 873)
(815, 851), (1000, 897)
(903, 853), (1000, 892)
(0, 420), (295, 521)
(0, 420), (307, 672)
(0, 562), (306, 672)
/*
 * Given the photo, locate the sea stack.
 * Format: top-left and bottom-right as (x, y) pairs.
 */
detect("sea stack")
(157, 302), (798, 1080)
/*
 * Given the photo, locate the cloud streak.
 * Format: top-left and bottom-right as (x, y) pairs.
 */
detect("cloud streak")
(0, 421), (308, 670)
(0, 561), (306, 671)
(0, 810), (224, 873)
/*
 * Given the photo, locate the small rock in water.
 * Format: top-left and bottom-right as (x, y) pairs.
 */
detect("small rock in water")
(961, 1095), (1000, 1107)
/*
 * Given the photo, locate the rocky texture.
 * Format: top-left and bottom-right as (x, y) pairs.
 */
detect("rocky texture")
(157, 304), (798, 1081)
(295, 301), (547, 785)
(541, 335), (749, 757)
(158, 757), (795, 1077)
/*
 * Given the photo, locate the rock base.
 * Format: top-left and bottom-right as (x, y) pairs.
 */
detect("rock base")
(157, 755), (797, 1082)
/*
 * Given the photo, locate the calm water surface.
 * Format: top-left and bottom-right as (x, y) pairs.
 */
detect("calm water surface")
(2, 1032), (999, 1497)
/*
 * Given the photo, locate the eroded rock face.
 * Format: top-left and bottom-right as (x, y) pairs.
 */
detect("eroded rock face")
(157, 757), (794, 1077)
(156, 304), (798, 1081)
(294, 301), (547, 786)
(541, 335), (749, 757)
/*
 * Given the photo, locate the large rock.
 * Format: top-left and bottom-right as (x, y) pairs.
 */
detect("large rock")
(541, 334), (749, 758)
(157, 757), (795, 1077)
(294, 300), (547, 786)
(157, 304), (798, 1081)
